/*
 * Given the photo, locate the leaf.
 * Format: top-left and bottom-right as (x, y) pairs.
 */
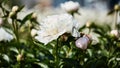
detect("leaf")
(17, 19), (22, 23)
(0, 0), (9, 5)
(34, 62), (49, 68)
(87, 49), (93, 57)
(27, 53), (34, 58)
(62, 58), (82, 68)
(20, 13), (33, 27)
(95, 60), (107, 68)
(17, 5), (24, 12)
(107, 9), (114, 15)
(2, 54), (9, 62)
(0, 4), (10, 17)
(9, 47), (19, 54)
(34, 41), (49, 51)
(79, 25), (86, 31)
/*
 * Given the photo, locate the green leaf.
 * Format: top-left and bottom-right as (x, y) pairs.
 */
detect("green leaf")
(34, 62), (49, 68)
(2, 54), (10, 62)
(17, 5), (24, 12)
(62, 58), (82, 68)
(9, 47), (19, 54)
(87, 49), (93, 57)
(20, 13), (33, 27)
(107, 9), (114, 15)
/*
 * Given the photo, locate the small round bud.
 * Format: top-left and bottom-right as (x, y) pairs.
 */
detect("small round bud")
(16, 54), (23, 62)
(110, 30), (119, 38)
(12, 6), (19, 12)
(60, 33), (70, 42)
(31, 13), (37, 19)
(75, 35), (91, 50)
(31, 29), (37, 37)
(114, 4), (120, 11)
(86, 21), (92, 28)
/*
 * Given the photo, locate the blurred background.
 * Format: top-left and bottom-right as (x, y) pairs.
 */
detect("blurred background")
(6, 0), (120, 27)
(10, 0), (120, 11)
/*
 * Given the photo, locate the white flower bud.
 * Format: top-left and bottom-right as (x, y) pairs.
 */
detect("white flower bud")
(75, 35), (91, 50)
(16, 54), (23, 62)
(31, 13), (37, 19)
(114, 4), (120, 11)
(110, 30), (119, 38)
(12, 6), (19, 12)
(31, 29), (37, 37)
(86, 21), (92, 28)
(61, 1), (80, 13)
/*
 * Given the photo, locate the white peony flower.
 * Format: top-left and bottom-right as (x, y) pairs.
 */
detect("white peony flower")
(110, 30), (119, 38)
(0, 27), (14, 42)
(75, 35), (91, 50)
(35, 13), (78, 45)
(61, 1), (80, 13)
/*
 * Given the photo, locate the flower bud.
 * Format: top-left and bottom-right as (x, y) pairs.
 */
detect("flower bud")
(86, 21), (92, 28)
(31, 13), (37, 19)
(31, 29), (37, 37)
(12, 6), (19, 12)
(9, 12), (15, 18)
(110, 30), (119, 38)
(114, 4), (120, 11)
(61, 1), (80, 13)
(75, 35), (91, 50)
(60, 33), (70, 42)
(16, 54), (23, 62)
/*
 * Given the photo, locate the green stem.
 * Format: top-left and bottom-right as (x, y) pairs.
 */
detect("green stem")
(55, 38), (59, 68)
(114, 11), (118, 29)
(12, 19), (20, 44)
(88, 28), (91, 34)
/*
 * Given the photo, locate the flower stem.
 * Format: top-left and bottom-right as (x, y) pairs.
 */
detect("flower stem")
(88, 28), (91, 34)
(55, 38), (59, 68)
(114, 10), (119, 29)
(12, 19), (20, 44)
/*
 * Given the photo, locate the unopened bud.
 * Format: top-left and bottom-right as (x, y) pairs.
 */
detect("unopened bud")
(75, 35), (91, 50)
(110, 30), (119, 38)
(31, 29), (37, 37)
(86, 21), (92, 28)
(16, 54), (23, 62)
(60, 33), (70, 42)
(31, 13), (37, 19)
(114, 4), (120, 11)
(12, 6), (19, 12)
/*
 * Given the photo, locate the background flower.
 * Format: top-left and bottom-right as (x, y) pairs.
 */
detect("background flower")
(61, 1), (80, 13)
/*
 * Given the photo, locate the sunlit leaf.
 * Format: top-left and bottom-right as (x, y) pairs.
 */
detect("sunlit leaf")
(2, 54), (9, 62)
